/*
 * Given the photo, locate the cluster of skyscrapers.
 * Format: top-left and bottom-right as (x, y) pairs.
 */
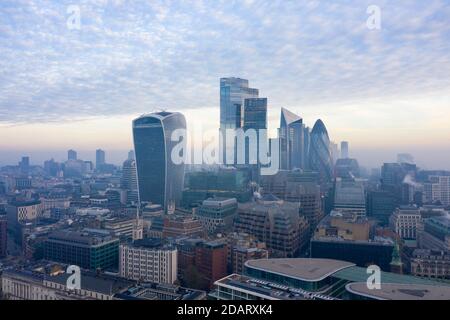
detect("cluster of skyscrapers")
(1, 77), (450, 301)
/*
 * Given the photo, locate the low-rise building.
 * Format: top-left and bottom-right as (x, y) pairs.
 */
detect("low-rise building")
(410, 249), (450, 279)
(389, 206), (421, 240)
(119, 239), (177, 284)
(194, 197), (237, 234)
(44, 229), (119, 270)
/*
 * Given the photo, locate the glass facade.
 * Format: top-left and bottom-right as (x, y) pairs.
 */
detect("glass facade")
(309, 119), (333, 183)
(278, 108), (306, 171)
(220, 78), (259, 164)
(133, 112), (186, 211)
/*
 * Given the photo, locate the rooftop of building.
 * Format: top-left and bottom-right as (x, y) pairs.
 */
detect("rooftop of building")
(311, 237), (394, 246)
(46, 272), (134, 296)
(116, 283), (206, 300)
(346, 282), (450, 300)
(47, 229), (118, 246)
(8, 199), (41, 207)
(202, 197), (238, 206)
(333, 265), (449, 286)
(212, 274), (336, 301)
(245, 258), (356, 282)
(334, 179), (365, 206)
(124, 238), (175, 251)
(424, 215), (450, 232)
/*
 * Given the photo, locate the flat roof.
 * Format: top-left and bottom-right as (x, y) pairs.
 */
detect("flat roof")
(334, 266), (450, 286)
(346, 282), (450, 300)
(245, 258), (355, 282)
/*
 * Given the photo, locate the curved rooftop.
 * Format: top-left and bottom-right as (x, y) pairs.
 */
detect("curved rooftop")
(311, 119), (329, 136)
(346, 282), (450, 300)
(134, 111), (182, 122)
(245, 258), (355, 282)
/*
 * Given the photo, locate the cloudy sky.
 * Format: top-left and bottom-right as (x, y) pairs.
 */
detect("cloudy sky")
(0, 0), (449, 169)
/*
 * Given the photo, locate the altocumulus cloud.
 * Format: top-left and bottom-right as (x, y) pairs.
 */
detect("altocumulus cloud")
(0, 0), (449, 123)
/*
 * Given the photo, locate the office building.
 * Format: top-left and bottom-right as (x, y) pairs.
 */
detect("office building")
(182, 168), (252, 207)
(243, 97), (267, 173)
(67, 149), (77, 161)
(132, 112), (186, 211)
(6, 200), (43, 226)
(389, 206), (421, 240)
(260, 170), (323, 236)
(424, 176), (450, 206)
(121, 159), (138, 204)
(381, 162), (417, 204)
(334, 158), (360, 179)
(1, 264), (134, 300)
(103, 216), (137, 240)
(219, 77), (259, 164)
(162, 214), (205, 239)
(311, 238), (395, 271)
(333, 178), (366, 217)
(231, 246), (268, 275)
(119, 239), (177, 284)
(309, 119), (333, 183)
(235, 196), (307, 257)
(19, 156), (30, 174)
(315, 212), (371, 241)
(340, 141), (349, 159)
(278, 108), (307, 170)
(210, 258), (450, 300)
(195, 197), (238, 234)
(195, 240), (228, 289)
(96, 149), (106, 168)
(366, 190), (399, 225)
(417, 215), (450, 252)
(44, 229), (119, 270)
(410, 249), (450, 279)
(116, 283), (206, 300)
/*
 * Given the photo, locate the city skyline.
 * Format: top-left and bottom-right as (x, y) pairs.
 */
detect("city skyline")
(1, 1), (450, 170)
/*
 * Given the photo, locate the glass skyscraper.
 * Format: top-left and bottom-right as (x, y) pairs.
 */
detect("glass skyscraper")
(243, 98), (267, 166)
(309, 119), (333, 183)
(279, 108), (307, 170)
(220, 77), (259, 164)
(132, 112), (186, 212)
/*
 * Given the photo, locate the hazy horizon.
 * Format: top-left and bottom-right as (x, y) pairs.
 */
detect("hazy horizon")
(1, 1), (450, 171)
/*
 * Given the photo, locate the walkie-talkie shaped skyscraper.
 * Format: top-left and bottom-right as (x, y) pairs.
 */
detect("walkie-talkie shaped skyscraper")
(132, 111), (186, 212)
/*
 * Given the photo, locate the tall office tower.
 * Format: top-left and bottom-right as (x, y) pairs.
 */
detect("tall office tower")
(341, 141), (349, 159)
(133, 112), (186, 211)
(128, 150), (135, 160)
(19, 156), (30, 174)
(278, 108), (306, 170)
(381, 162), (417, 204)
(67, 149), (77, 161)
(220, 77), (259, 165)
(121, 159), (138, 203)
(309, 119), (333, 183)
(243, 98), (267, 179)
(330, 142), (339, 165)
(96, 149), (106, 168)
